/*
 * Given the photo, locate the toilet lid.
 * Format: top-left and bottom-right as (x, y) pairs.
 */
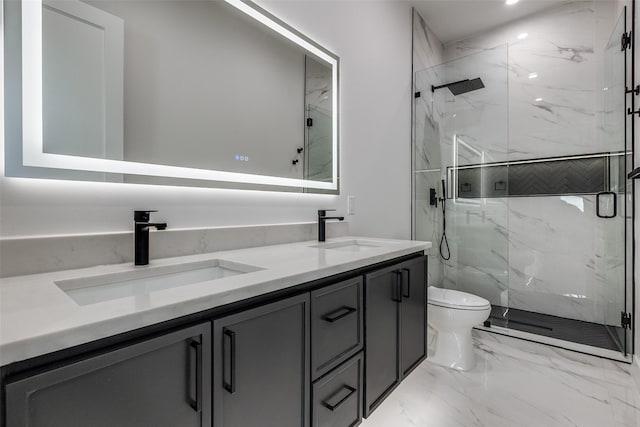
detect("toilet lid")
(428, 286), (491, 310)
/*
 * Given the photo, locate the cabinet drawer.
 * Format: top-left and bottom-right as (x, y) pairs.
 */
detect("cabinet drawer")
(311, 277), (363, 379)
(312, 352), (363, 427)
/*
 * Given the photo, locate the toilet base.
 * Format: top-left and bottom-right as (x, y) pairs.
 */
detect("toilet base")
(427, 327), (476, 371)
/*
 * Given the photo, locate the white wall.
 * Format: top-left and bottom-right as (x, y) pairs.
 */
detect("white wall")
(0, 1), (413, 240)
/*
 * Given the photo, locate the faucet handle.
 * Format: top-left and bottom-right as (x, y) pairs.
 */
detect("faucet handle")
(134, 210), (157, 222)
(318, 209), (336, 216)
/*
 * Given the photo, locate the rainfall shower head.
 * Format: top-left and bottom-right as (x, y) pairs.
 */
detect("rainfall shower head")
(432, 78), (485, 96)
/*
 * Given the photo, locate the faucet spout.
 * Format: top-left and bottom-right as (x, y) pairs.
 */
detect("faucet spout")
(145, 222), (167, 231)
(317, 209), (344, 242)
(134, 211), (167, 266)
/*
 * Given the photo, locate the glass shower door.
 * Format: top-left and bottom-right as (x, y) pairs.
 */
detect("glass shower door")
(601, 7), (631, 356)
(413, 46), (510, 317)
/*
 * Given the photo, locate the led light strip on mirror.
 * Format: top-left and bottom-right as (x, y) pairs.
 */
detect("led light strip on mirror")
(20, 0), (339, 190)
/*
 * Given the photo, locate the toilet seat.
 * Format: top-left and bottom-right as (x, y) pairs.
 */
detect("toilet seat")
(428, 286), (490, 311)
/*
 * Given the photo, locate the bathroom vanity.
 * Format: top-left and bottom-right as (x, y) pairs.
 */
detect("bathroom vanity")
(0, 237), (430, 427)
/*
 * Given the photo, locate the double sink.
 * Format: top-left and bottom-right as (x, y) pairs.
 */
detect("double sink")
(55, 240), (384, 306)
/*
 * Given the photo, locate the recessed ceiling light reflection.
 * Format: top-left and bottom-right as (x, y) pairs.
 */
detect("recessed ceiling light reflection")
(517, 32), (528, 40)
(535, 97), (543, 102)
(528, 72), (538, 79)
(506, 0), (519, 5)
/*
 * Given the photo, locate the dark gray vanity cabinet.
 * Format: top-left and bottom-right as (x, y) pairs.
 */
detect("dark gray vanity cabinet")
(212, 293), (310, 427)
(1, 252), (426, 427)
(363, 256), (427, 417)
(5, 323), (212, 427)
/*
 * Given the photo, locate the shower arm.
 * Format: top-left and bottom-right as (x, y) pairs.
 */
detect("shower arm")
(432, 79), (470, 92)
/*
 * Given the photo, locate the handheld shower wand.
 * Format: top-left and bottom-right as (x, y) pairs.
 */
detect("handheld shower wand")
(439, 179), (451, 260)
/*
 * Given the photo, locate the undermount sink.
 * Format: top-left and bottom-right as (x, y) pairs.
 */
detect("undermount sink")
(310, 239), (384, 252)
(55, 259), (263, 306)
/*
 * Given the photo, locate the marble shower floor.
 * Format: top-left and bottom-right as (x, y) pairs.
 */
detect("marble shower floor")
(361, 330), (640, 427)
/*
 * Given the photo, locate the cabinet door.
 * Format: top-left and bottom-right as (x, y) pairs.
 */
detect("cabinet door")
(6, 323), (211, 427)
(364, 265), (401, 417)
(400, 256), (427, 377)
(213, 293), (310, 427)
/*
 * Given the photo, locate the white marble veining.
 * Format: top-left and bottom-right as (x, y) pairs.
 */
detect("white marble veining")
(414, 170), (443, 286)
(444, 198), (510, 307)
(633, 356), (640, 397)
(0, 221), (349, 278)
(507, 194), (625, 325)
(443, 1), (613, 161)
(413, 11), (444, 74)
(0, 236), (430, 366)
(362, 330), (640, 427)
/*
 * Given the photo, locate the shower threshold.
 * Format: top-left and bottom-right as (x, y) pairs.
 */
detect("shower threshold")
(486, 306), (623, 353)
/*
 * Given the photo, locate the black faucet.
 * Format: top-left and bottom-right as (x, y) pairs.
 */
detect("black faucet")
(134, 210), (167, 266)
(318, 209), (344, 242)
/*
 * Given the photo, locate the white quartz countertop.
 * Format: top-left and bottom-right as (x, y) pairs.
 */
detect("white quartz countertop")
(0, 236), (430, 366)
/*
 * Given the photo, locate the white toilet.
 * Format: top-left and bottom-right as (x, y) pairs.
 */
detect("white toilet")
(427, 286), (491, 371)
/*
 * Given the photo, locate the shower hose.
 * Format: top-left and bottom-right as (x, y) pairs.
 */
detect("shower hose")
(440, 197), (451, 260)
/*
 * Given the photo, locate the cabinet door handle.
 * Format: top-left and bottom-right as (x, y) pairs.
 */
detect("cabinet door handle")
(391, 270), (402, 302)
(223, 328), (236, 394)
(322, 385), (357, 411)
(402, 268), (411, 298)
(323, 306), (357, 323)
(189, 338), (203, 413)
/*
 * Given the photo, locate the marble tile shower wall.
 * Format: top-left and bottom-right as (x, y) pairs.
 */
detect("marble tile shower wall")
(443, 1), (613, 161)
(414, 1), (626, 325)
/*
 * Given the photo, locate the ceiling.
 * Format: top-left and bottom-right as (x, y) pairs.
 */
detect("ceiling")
(412, 0), (572, 44)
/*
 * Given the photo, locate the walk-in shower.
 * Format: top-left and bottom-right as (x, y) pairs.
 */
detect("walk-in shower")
(412, 1), (634, 361)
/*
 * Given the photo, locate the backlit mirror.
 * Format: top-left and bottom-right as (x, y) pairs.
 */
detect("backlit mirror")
(5, 0), (339, 192)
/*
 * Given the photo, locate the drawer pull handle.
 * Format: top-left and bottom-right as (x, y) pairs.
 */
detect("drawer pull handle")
(223, 328), (236, 394)
(189, 338), (203, 412)
(402, 268), (411, 298)
(322, 385), (357, 411)
(392, 270), (402, 302)
(323, 306), (357, 323)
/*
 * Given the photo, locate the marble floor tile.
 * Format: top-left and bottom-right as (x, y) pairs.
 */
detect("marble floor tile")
(361, 330), (640, 427)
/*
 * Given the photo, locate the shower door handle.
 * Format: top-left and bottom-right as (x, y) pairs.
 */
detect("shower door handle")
(596, 191), (616, 218)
